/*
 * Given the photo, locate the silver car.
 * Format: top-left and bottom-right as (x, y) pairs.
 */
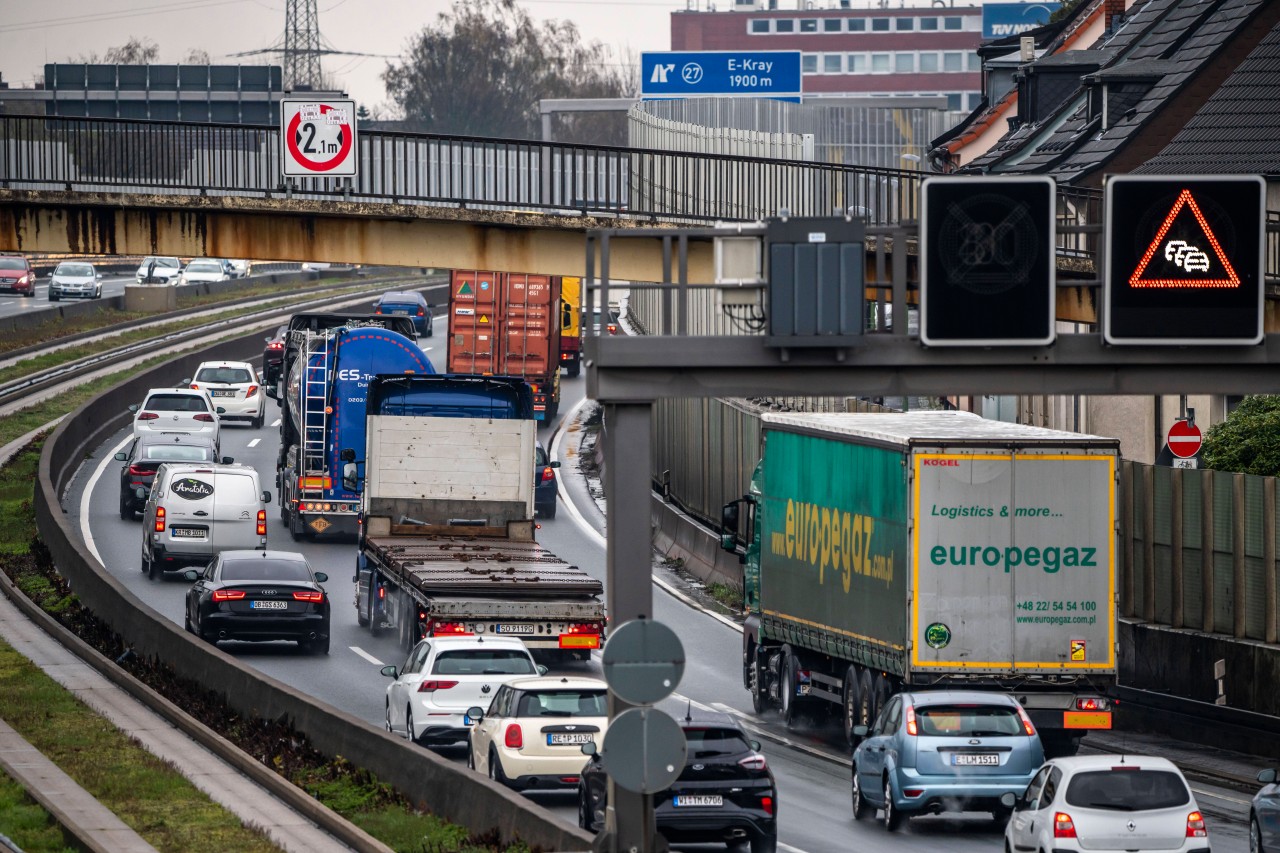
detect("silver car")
(1254, 767), (1279, 853)
(49, 261), (102, 300)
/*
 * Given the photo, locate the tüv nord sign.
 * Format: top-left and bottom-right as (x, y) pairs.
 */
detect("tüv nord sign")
(982, 2), (1062, 39)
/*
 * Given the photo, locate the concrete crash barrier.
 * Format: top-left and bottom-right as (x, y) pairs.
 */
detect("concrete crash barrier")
(33, 330), (594, 852)
(124, 284), (177, 312)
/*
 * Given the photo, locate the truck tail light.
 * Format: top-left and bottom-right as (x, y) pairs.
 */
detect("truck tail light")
(541, 466), (555, 483)
(154, 507), (166, 532)
(1016, 703), (1036, 736)
(137, 412), (159, 421)
(292, 591), (324, 602)
(256, 509), (267, 536)
(417, 680), (458, 692)
(1053, 813), (1077, 839)
(433, 622), (471, 635)
(905, 705), (917, 736)
(1076, 697), (1109, 711)
(212, 589), (246, 602)
(194, 413), (215, 422)
(737, 754), (767, 771)
(1186, 811), (1206, 838)
(504, 724), (523, 749)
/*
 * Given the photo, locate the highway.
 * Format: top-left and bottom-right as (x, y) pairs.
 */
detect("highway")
(0, 273), (137, 318)
(65, 307), (1256, 853)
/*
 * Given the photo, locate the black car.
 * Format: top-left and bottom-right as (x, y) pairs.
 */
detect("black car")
(535, 441), (560, 519)
(262, 324), (287, 395)
(115, 433), (227, 519)
(578, 710), (777, 853)
(374, 291), (433, 337)
(183, 550), (330, 654)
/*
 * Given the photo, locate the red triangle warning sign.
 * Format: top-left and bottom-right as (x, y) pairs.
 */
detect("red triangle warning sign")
(1129, 189), (1240, 289)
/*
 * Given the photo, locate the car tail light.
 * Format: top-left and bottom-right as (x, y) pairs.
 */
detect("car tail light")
(256, 510), (267, 536)
(417, 680), (458, 692)
(541, 466), (555, 483)
(1076, 697), (1109, 711)
(292, 591), (324, 602)
(1186, 811), (1206, 838)
(1053, 812), (1077, 839)
(905, 705), (917, 736)
(738, 754), (767, 771)
(189, 383), (200, 390)
(268, 342), (283, 350)
(374, 307), (382, 314)
(607, 323), (618, 334)
(212, 589), (246, 602)
(154, 507), (166, 532)
(128, 465), (153, 477)
(247, 385), (258, 397)
(560, 776), (580, 784)
(902, 789), (924, 798)
(1016, 703), (1036, 736)
(759, 796), (774, 816)
(138, 412), (159, 421)
(416, 308), (424, 317)
(194, 413), (215, 422)
(505, 724), (523, 749)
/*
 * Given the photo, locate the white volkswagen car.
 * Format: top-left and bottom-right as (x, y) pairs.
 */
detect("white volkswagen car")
(1003, 755), (1210, 853)
(188, 361), (266, 429)
(48, 261), (102, 300)
(381, 636), (544, 747)
(467, 676), (607, 791)
(179, 259), (228, 285)
(130, 388), (222, 450)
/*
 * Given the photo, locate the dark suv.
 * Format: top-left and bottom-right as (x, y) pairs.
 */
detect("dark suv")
(534, 441), (559, 519)
(578, 710), (778, 853)
(115, 433), (227, 519)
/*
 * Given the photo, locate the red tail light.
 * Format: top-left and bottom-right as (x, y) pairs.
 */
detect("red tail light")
(154, 507), (166, 532)
(432, 621), (471, 635)
(416, 308), (424, 317)
(374, 308), (382, 314)
(189, 383), (200, 390)
(377, 586), (385, 599)
(607, 323), (618, 334)
(137, 412), (159, 421)
(128, 465), (153, 477)
(1186, 811), (1206, 838)
(504, 724), (523, 749)
(212, 589), (246, 602)
(1053, 813), (1077, 839)
(541, 465), (555, 483)
(268, 341), (283, 350)
(256, 509), (267, 536)
(292, 591), (324, 602)
(194, 413), (215, 422)
(1016, 703), (1036, 736)
(759, 796), (774, 816)
(737, 754), (767, 771)
(247, 385), (258, 397)
(417, 680), (458, 692)
(905, 705), (918, 736)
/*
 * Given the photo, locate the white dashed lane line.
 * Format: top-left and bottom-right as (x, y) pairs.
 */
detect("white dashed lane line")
(350, 647), (385, 666)
(247, 438), (261, 448)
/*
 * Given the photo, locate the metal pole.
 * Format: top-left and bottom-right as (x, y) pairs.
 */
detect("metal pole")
(600, 402), (659, 853)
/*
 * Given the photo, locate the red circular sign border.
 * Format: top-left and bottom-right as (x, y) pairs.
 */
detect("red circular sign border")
(1167, 420), (1202, 458)
(285, 103), (353, 173)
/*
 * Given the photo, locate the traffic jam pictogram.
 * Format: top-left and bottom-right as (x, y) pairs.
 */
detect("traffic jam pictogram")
(1127, 188), (1240, 289)
(280, 99), (358, 177)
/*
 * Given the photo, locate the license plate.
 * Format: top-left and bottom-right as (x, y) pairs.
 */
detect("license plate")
(170, 527), (206, 538)
(250, 600), (287, 610)
(673, 795), (723, 807)
(463, 714), (473, 726)
(211, 389), (236, 397)
(952, 754), (1000, 766)
(392, 309), (409, 315)
(495, 624), (534, 634)
(548, 733), (594, 745)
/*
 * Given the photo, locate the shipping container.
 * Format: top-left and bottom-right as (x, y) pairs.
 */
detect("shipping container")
(559, 276), (582, 378)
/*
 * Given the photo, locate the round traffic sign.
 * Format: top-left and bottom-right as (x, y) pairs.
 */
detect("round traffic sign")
(283, 101), (355, 175)
(600, 707), (687, 794)
(601, 619), (685, 705)
(1168, 419), (1202, 458)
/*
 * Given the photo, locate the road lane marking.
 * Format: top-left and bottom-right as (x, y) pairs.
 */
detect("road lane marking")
(271, 418), (281, 427)
(1189, 786), (1250, 805)
(81, 435), (135, 567)
(350, 647), (384, 666)
(707, 702), (852, 768)
(247, 438), (261, 448)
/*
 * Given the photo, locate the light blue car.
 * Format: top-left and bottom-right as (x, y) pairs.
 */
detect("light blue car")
(1254, 766), (1280, 853)
(851, 689), (1044, 831)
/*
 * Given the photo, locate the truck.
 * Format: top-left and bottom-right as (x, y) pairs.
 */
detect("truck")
(559, 276), (582, 378)
(277, 318), (433, 540)
(349, 374), (606, 657)
(720, 411), (1119, 757)
(448, 270), (562, 421)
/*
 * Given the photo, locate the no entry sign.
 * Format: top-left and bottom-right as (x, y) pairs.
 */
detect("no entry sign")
(1167, 419), (1202, 459)
(280, 99), (357, 178)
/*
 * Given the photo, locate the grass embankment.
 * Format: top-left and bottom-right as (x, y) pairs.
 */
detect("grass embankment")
(0, 770), (77, 853)
(0, 442), (529, 852)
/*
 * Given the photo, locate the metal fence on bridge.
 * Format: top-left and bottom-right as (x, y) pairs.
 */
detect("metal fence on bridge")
(0, 113), (921, 226)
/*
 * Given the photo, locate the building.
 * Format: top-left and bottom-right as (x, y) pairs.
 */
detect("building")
(671, 0), (985, 112)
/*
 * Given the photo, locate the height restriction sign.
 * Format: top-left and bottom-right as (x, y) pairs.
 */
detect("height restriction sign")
(281, 99), (357, 178)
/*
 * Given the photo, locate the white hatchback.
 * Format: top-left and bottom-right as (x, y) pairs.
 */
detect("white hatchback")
(189, 361), (266, 428)
(381, 636), (545, 747)
(130, 388), (221, 449)
(179, 259), (228, 285)
(1003, 755), (1210, 853)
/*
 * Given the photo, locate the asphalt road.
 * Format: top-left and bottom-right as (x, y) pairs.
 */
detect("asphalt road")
(0, 274), (138, 319)
(68, 307), (1255, 853)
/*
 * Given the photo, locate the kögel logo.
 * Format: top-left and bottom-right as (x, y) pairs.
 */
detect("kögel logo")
(922, 459), (960, 467)
(171, 478), (214, 500)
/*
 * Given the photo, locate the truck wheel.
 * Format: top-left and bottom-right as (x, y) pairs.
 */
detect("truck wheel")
(857, 668), (875, 728)
(748, 644), (766, 714)
(367, 590), (383, 637)
(289, 510), (305, 541)
(357, 588), (370, 627)
(545, 400), (560, 422)
(568, 361), (581, 379)
(781, 650), (802, 729)
(873, 673), (892, 722)
(842, 664), (862, 747)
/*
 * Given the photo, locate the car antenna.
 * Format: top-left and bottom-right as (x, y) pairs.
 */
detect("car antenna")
(684, 700), (692, 723)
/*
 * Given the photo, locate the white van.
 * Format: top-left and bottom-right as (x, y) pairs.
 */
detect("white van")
(141, 463), (270, 579)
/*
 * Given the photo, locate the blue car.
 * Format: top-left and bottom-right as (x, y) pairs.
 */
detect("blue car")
(851, 690), (1044, 831)
(374, 291), (433, 337)
(1255, 766), (1280, 853)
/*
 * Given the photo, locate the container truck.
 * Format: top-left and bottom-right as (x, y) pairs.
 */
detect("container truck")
(277, 320), (433, 540)
(559, 276), (582, 378)
(721, 411), (1119, 757)
(348, 374), (605, 658)
(448, 270), (562, 421)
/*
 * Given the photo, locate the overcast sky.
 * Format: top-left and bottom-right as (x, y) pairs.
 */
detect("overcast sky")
(0, 0), (682, 112)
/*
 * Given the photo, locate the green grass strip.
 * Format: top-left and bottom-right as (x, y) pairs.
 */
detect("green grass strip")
(0, 769), (78, 853)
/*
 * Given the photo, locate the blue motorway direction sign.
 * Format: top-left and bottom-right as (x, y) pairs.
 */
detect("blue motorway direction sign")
(641, 51), (801, 100)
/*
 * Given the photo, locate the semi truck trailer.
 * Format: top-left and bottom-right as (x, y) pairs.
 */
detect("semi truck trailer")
(721, 411), (1119, 756)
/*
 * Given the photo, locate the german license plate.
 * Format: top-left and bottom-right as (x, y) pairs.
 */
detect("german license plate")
(495, 624), (534, 634)
(170, 527), (206, 538)
(673, 795), (722, 807)
(211, 389), (236, 397)
(392, 309), (409, 315)
(548, 733), (594, 745)
(952, 754), (1000, 766)
(250, 600), (287, 610)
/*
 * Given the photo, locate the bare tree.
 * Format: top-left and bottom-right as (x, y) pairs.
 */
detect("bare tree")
(183, 48), (212, 65)
(103, 37), (160, 64)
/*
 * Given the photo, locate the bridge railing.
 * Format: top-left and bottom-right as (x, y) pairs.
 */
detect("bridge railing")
(0, 113), (923, 226)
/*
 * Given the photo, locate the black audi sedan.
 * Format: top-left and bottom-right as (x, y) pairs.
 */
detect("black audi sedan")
(183, 550), (330, 654)
(578, 709), (778, 853)
(115, 432), (226, 520)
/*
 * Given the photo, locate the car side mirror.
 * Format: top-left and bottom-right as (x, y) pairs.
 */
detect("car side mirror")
(721, 501), (739, 534)
(999, 791), (1021, 810)
(182, 569), (199, 581)
(222, 456), (234, 465)
(314, 572), (328, 583)
(261, 491), (271, 503)
(852, 725), (869, 738)
(380, 665), (398, 678)
(537, 664), (549, 676)
(114, 452), (127, 461)
(215, 407), (226, 415)
(265, 386), (277, 399)
(1260, 768), (1278, 784)
(550, 460), (561, 469)
(750, 740), (761, 752)
(342, 461), (359, 493)
(182, 378), (191, 385)
(467, 706), (485, 721)
(128, 404), (139, 413)
(581, 741), (597, 757)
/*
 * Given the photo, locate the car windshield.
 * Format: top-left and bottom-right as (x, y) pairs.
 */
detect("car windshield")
(220, 559), (312, 582)
(187, 263), (221, 273)
(535, 445), (548, 466)
(684, 727), (751, 759)
(55, 263), (93, 276)
(142, 445), (214, 462)
(1064, 769), (1190, 811)
(0, 258), (25, 270)
(516, 690), (607, 717)
(915, 704), (1026, 737)
(196, 367), (252, 384)
(430, 649), (536, 676)
(142, 257), (179, 268)
(144, 394), (210, 412)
